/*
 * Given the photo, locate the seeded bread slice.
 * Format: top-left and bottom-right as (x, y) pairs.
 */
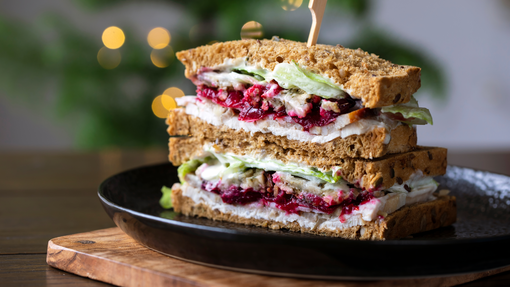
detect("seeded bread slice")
(167, 108), (417, 163)
(171, 185), (456, 240)
(176, 39), (421, 108)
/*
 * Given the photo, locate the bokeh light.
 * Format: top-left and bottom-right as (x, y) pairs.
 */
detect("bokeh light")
(97, 47), (121, 69)
(102, 26), (125, 49)
(240, 21), (263, 40)
(161, 95), (177, 110)
(150, 46), (174, 68)
(163, 87), (185, 99)
(152, 95), (169, 118)
(162, 87), (184, 110)
(147, 27), (171, 49)
(281, 0), (303, 11)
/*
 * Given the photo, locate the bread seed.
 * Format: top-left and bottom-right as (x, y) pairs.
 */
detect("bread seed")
(374, 177), (383, 188)
(393, 93), (401, 104)
(421, 216), (427, 230)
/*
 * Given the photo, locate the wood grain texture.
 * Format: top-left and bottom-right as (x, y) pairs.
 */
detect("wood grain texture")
(0, 150), (168, 191)
(0, 188), (115, 254)
(0, 150), (166, 254)
(0, 254), (112, 287)
(47, 227), (510, 287)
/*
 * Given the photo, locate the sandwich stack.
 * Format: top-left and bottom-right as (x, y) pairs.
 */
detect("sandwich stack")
(164, 38), (456, 240)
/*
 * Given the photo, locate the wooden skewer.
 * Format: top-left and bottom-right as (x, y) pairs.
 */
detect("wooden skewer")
(307, 0), (327, 47)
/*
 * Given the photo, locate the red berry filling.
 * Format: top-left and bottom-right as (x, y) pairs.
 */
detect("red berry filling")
(196, 83), (358, 130)
(200, 174), (374, 219)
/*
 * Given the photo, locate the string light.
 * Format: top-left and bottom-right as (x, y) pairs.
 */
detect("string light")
(147, 27), (171, 49)
(240, 21), (263, 40)
(102, 26), (125, 49)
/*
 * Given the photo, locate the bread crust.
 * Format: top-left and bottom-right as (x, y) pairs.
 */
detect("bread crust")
(176, 39), (421, 108)
(167, 108), (417, 163)
(171, 186), (457, 240)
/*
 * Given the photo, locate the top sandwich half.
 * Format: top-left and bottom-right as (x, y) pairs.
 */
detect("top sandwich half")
(177, 38), (421, 108)
(175, 38), (433, 158)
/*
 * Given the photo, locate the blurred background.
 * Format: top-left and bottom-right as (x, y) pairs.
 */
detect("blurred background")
(1, 0), (509, 152)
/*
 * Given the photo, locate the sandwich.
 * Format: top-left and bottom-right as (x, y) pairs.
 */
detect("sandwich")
(163, 38), (456, 240)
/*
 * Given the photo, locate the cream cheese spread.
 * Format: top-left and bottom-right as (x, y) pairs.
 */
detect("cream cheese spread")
(177, 97), (391, 144)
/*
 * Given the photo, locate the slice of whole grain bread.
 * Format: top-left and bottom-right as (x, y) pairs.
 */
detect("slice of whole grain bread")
(167, 108), (418, 163)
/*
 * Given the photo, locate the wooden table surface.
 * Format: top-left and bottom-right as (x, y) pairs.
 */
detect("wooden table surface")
(1, 149), (510, 287)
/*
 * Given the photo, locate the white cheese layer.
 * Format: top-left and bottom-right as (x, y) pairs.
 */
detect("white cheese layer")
(178, 97), (390, 144)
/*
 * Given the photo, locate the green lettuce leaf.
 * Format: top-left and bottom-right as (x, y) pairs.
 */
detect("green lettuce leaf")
(205, 147), (341, 183)
(292, 61), (342, 91)
(236, 62), (345, 99)
(271, 62), (344, 99)
(177, 158), (206, 183)
(381, 96), (433, 125)
(159, 186), (173, 209)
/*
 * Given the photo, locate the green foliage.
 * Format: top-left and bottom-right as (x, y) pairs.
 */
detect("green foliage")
(0, 15), (177, 148)
(0, 0), (446, 149)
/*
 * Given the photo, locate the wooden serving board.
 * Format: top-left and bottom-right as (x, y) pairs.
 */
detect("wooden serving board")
(47, 228), (510, 287)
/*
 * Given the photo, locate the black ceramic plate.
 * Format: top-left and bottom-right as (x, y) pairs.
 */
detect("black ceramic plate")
(98, 164), (510, 279)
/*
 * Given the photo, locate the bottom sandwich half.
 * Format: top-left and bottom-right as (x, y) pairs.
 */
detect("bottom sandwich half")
(165, 146), (456, 240)
(171, 184), (456, 240)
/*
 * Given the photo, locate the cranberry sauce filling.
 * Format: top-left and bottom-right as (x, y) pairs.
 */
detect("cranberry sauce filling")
(196, 84), (358, 130)
(197, 83), (285, 122)
(338, 191), (375, 223)
(202, 181), (262, 205)
(292, 97), (355, 132)
(200, 172), (374, 218)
